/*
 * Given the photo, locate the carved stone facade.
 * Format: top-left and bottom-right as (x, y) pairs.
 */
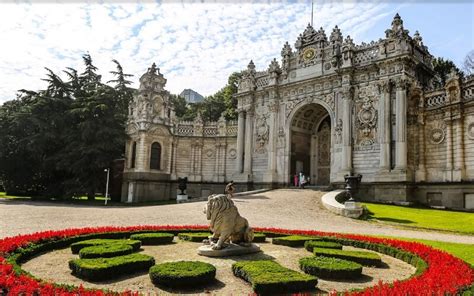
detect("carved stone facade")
(122, 14), (474, 209)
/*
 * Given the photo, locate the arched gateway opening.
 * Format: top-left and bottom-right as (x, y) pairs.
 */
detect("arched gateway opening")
(289, 103), (331, 186)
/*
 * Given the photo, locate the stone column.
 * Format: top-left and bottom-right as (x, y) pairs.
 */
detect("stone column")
(236, 110), (246, 173)
(445, 118), (453, 181)
(214, 143), (220, 182)
(243, 109), (254, 174)
(137, 132), (147, 170)
(378, 80), (391, 171)
(266, 100), (279, 175)
(453, 116), (465, 181)
(171, 139), (177, 177)
(190, 144), (196, 175)
(341, 88), (353, 173)
(394, 78), (407, 171)
(417, 115), (426, 181)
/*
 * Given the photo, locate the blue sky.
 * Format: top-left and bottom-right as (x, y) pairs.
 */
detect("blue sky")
(0, 0), (472, 105)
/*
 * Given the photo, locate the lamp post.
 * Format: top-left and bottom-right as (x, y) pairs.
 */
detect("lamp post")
(104, 168), (110, 205)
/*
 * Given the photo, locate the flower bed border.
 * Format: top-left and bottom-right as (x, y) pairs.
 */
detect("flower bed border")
(0, 225), (472, 295)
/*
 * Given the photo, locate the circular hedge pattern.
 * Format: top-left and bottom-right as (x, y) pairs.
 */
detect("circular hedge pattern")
(129, 233), (174, 245)
(299, 256), (363, 279)
(149, 261), (216, 287)
(79, 243), (133, 259)
(0, 225), (472, 295)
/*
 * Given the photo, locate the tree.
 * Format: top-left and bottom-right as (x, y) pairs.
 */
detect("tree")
(169, 94), (187, 118)
(463, 50), (474, 75)
(0, 55), (133, 200)
(432, 57), (462, 87)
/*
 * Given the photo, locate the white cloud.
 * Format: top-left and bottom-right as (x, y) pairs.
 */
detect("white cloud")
(0, 0), (394, 104)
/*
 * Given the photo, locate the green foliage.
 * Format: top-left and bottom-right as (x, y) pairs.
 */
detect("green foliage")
(252, 232), (266, 243)
(299, 256), (363, 279)
(362, 202), (474, 234)
(149, 261), (216, 287)
(69, 253), (155, 281)
(432, 57), (463, 87)
(272, 235), (320, 247)
(312, 247), (382, 267)
(78, 243), (133, 259)
(232, 260), (317, 294)
(129, 233), (174, 245)
(171, 72), (242, 122)
(304, 240), (343, 252)
(177, 232), (211, 242)
(0, 55), (133, 199)
(70, 239), (141, 254)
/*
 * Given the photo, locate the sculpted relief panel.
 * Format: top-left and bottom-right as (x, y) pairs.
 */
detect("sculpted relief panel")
(355, 85), (378, 146)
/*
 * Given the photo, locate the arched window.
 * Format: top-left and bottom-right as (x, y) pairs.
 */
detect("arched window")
(150, 142), (161, 170)
(131, 142), (137, 168)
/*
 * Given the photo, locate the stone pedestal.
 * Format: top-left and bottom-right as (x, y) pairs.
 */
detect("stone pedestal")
(198, 243), (261, 257)
(177, 194), (188, 203)
(343, 201), (363, 218)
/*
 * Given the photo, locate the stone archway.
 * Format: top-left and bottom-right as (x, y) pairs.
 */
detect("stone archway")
(289, 104), (331, 186)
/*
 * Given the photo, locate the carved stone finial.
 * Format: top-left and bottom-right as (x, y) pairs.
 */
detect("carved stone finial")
(148, 62), (157, 74)
(247, 60), (255, 72)
(330, 25), (343, 44)
(413, 30), (424, 47)
(385, 13), (409, 39)
(281, 41), (292, 57)
(268, 58), (281, 74)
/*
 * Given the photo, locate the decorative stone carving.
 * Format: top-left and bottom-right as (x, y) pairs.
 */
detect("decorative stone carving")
(335, 119), (343, 144)
(268, 58), (281, 79)
(357, 97), (378, 137)
(255, 115), (269, 154)
(202, 194), (255, 250)
(285, 98), (305, 118)
(204, 149), (214, 158)
(467, 122), (474, 140)
(228, 148), (237, 159)
(429, 122), (446, 144)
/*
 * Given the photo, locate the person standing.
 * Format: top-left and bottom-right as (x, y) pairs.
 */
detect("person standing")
(293, 174), (299, 187)
(299, 172), (306, 189)
(225, 181), (235, 198)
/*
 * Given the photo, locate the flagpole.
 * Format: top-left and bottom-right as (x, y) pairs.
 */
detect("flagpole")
(311, 0), (314, 26)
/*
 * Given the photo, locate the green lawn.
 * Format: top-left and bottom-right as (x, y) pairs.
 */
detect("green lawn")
(0, 192), (30, 199)
(363, 202), (474, 234)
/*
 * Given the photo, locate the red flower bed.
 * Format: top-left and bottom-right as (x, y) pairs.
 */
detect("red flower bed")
(0, 225), (472, 295)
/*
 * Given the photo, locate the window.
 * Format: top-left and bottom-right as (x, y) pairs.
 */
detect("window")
(131, 142), (137, 168)
(150, 142), (161, 170)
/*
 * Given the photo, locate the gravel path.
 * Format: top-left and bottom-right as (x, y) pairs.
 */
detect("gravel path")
(1, 189), (473, 244)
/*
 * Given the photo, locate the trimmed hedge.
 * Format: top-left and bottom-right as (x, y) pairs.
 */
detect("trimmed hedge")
(69, 253), (155, 281)
(129, 233), (174, 245)
(232, 260), (317, 294)
(253, 233), (266, 243)
(304, 240), (343, 252)
(272, 235), (320, 247)
(177, 232), (211, 242)
(79, 243), (133, 259)
(70, 239), (141, 254)
(299, 256), (363, 279)
(149, 261), (216, 287)
(313, 247), (382, 267)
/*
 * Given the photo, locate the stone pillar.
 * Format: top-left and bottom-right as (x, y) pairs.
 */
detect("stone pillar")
(137, 132), (147, 170)
(378, 80), (391, 171)
(171, 139), (177, 177)
(445, 118), (453, 181)
(243, 109), (254, 174)
(341, 88), (353, 173)
(190, 144), (196, 175)
(417, 116), (426, 181)
(394, 78), (407, 171)
(266, 100), (279, 178)
(214, 143), (220, 182)
(236, 110), (246, 173)
(453, 117), (465, 181)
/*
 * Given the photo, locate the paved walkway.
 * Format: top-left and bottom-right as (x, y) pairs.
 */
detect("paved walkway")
(1, 189), (473, 244)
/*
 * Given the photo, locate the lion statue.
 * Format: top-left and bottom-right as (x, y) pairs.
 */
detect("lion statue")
(203, 194), (254, 250)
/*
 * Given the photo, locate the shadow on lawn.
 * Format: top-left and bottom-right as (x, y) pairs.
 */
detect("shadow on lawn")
(374, 217), (414, 224)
